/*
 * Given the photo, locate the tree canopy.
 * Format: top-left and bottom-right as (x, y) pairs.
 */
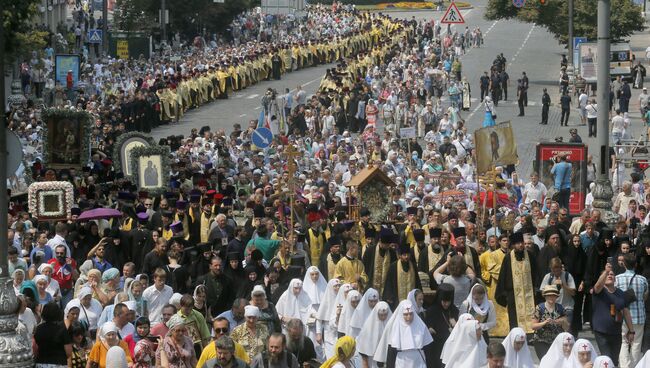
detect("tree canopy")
(2, 0), (43, 63)
(485, 0), (645, 44)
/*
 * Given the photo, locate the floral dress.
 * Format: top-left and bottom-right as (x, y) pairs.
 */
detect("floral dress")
(161, 335), (195, 368)
(231, 324), (270, 362)
(532, 302), (566, 344)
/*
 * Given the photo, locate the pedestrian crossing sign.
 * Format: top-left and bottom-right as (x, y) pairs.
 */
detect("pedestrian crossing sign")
(88, 29), (102, 44)
(441, 2), (465, 24)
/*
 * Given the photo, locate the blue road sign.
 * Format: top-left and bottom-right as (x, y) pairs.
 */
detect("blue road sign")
(252, 127), (273, 148)
(513, 0), (525, 8)
(88, 29), (102, 44)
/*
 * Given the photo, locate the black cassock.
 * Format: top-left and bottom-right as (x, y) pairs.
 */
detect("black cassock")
(382, 260), (422, 311)
(495, 249), (537, 330)
(424, 302), (459, 368)
(271, 55), (282, 80)
(361, 244), (396, 289)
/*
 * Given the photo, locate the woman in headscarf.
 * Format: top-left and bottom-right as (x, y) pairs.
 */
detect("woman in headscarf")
(38, 263), (61, 302)
(192, 284), (210, 321)
(374, 299), (435, 368)
(357, 301), (392, 368)
(303, 266), (327, 360)
(34, 302), (71, 368)
(32, 273), (51, 302)
(316, 278), (342, 359)
(160, 314), (197, 367)
(539, 332), (575, 368)
(569, 339), (597, 368)
(276, 278), (313, 332)
(87, 321), (133, 368)
(406, 289), (425, 320)
(124, 317), (157, 368)
(231, 305), (269, 362)
(593, 356), (615, 368)
(73, 260), (95, 294)
(98, 267), (121, 306)
(424, 283), (459, 368)
(336, 289), (361, 338)
(64, 304), (82, 330)
(13, 268), (25, 295)
(106, 346), (129, 368)
(349, 288), (379, 338)
(126, 278), (148, 319)
(249, 285), (282, 333)
(320, 335), (356, 368)
(238, 263), (263, 299)
(501, 327), (534, 368)
(460, 283), (496, 342)
(327, 284), (352, 339)
(20, 280), (40, 313)
(483, 96), (496, 127)
(65, 286), (103, 333)
(441, 313), (488, 368)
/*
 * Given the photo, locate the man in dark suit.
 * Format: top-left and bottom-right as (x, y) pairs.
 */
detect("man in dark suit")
(208, 213), (235, 248)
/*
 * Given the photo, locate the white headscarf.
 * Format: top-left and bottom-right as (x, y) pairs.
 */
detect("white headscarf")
(593, 356), (615, 368)
(539, 332), (574, 368)
(349, 288), (379, 333)
(100, 321), (119, 339)
(501, 327), (534, 368)
(635, 350), (650, 368)
(316, 279), (342, 322)
(440, 313), (487, 368)
(302, 266), (327, 305)
(337, 290), (361, 335)
(327, 283), (352, 326)
(406, 289), (424, 315)
(275, 279), (312, 323)
(465, 284), (489, 316)
(570, 339), (597, 368)
(356, 301), (392, 357)
(374, 300), (434, 364)
(106, 345), (128, 368)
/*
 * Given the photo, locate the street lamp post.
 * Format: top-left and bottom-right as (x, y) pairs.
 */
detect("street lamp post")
(0, 4), (36, 366)
(591, 0), (619, 227)
(568, 0), (574, 65)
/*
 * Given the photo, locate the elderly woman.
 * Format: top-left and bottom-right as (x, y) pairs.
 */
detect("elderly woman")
(34, 302), (72, 368)
(74, 260), (95, 294)
(38, 263), (61, 302)
(160, 314), (197, 368)
(231, 305), (270, 362)
(13, 268), (25, 294)
(98, 267), (121, 306)
(250, 285), (281, 333)
(87, 321), (132, 368)
(66, 286), (103, 333)
(34, 274), (54, 306)
(126, 278), (148, 318)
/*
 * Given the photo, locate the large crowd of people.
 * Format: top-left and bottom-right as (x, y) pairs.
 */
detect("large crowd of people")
(6, 1), (650, 368)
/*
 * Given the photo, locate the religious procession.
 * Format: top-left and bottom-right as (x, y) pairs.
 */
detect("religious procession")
(5, 0), (650, 368)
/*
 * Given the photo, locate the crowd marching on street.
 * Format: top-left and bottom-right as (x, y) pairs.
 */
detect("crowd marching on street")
(6, 1), (650, 368)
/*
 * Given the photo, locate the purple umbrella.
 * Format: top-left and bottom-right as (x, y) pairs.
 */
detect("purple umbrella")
(77, 208), (123, 221)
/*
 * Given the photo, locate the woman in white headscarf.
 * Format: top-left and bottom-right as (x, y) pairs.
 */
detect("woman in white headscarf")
(65, 286), (103, 332)
(406, 289), (424, 319)
(460, 283), (496, 342)
(539, 332), (575, 368)
(357, 301), (392, 368)
(440, 313), (487, 368)
(374, 300), (435, 368)
(275, 278), (313, 332)
(501, 327), (534, 368)
(570, 339), (597, 368)
(87, 321), (133, 367)
(349, 288), (379, 338)
(337, 289), (361, 337)
(106, 345), (129, 368)
(303, 266), (327, 360)
(38, 263), (61, 301)
(316, 279), (343, 359)
(593, 356), (615, 368)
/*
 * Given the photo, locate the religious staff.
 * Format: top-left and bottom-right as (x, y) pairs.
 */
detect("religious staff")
(495, 232), (537, 334)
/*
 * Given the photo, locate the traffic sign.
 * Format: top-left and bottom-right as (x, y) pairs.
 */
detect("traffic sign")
(87, 29), (102, 44)
(252, 127), (273, 148)
(441, 2), (465, 24)
(512, 0), (525, 8)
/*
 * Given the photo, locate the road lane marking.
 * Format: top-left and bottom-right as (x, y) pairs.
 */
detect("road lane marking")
(247, 94), (259, 99)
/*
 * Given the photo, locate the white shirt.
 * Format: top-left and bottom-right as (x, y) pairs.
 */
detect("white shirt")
(612, 115), (626, 133)
(46, 234), (71, 258)
(578, 93), (588, 108)
(143, 284), (174, 323)
(586, 103), (598, 119)
(117, 322), (135, 339)
(523, 181), (547, 205)
(540, 272), (576, 309)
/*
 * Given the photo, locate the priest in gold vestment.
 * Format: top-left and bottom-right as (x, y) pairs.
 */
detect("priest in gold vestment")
(481, 235), (510, 337)
(495, 232), (537, 334)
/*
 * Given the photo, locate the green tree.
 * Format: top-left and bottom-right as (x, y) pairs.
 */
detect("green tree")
(2, 0), (42, 63)
(485, 0), (645, 44)
(114, 0), (157, 33)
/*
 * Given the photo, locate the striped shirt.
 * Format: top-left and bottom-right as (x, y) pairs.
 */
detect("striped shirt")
(615, 270), (648, 324)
